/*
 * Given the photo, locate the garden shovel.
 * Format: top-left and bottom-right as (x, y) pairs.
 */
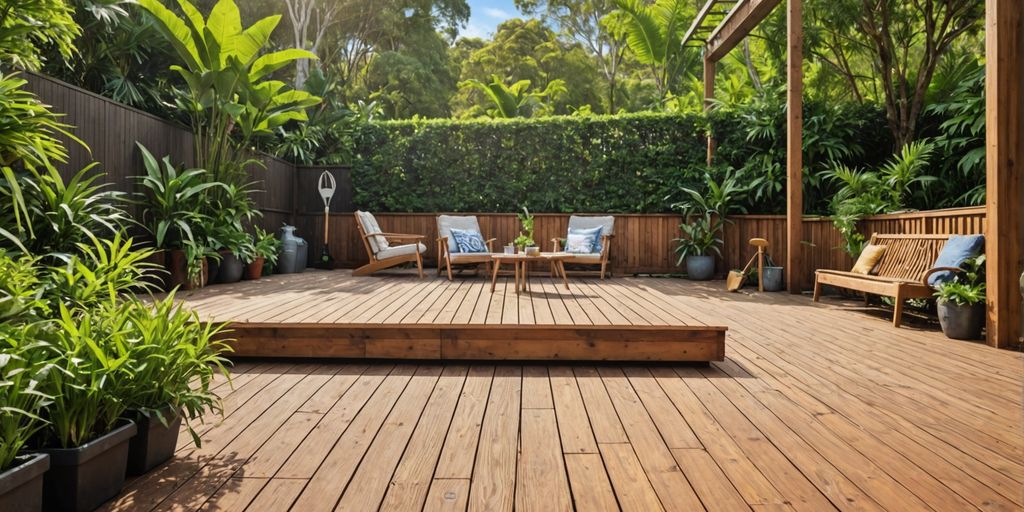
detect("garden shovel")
(316, 170), (336, 268)
(726, 238), (769, 292)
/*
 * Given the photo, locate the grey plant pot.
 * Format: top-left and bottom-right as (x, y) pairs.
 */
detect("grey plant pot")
(217, 253), (244, 283)
(685, 255), (715, 281)
(0, 453), (49, 512)
(937, 301), (985, 340)
(126, 407), (182, 475)
(761, 267), (784, 291)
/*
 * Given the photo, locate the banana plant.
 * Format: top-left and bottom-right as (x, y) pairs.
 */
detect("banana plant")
(458, 75), (567, 118)
(136, 0), (321, 183)
(602, 0), (690, 98)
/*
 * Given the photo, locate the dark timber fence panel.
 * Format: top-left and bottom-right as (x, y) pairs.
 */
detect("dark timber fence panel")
(23, 72), (294, 231)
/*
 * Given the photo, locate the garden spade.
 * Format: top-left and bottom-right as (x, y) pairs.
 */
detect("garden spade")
(316, 170), (336, 268)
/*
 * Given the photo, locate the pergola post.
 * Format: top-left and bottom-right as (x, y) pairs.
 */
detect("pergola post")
(785, 0), (803, 293)
(704, 56), (716, 166)
(985, 0), (1023, 346)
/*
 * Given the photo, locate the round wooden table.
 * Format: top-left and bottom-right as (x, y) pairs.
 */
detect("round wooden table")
(490, 253), (571, 294)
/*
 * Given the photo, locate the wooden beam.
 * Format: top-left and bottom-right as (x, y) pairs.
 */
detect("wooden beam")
(706, 0), (782, 62)
(682, 0), (729, 48)
(785, 0), (802, 294)
(704, 56), (716, 166)
(984, 0), (1024, 347)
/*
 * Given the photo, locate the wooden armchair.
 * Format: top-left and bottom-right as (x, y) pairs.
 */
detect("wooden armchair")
(551, 215), (615, 279)
(354, 211), (426, 277)
(436, 215), (496, 280)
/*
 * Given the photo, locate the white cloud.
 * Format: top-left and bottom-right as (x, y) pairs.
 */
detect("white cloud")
(482, 7), (511, 18)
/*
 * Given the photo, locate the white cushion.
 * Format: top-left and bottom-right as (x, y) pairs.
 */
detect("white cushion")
(565, 233), (595, 253)
(437, 215), (482, 253)
(376, 242), (426, 261)
(450, 252), (492, 260)
(566, 253), (602, 262)
(356, 211), (389, 254)
(568, 215), (614, 236)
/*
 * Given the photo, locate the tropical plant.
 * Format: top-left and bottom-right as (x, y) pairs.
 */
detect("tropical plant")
(927, 64), (985, 206)
(0, 325), (52, 470)
(674, 212), (722, 263)
(251, 227), (281, 267)
(137, 0), (321, 184)
(0, 0), (80, 71)
(134, 143), (224, 249)
(184, 238), (217, 287)
(458, 75), (567, 118)
(120, 293), (231, 447)
(934, 254), (986, 306)
(602, 0), (691, 98)
(45, 233), (157, 310)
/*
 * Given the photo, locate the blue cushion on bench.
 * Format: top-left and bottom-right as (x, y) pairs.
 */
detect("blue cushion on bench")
(927, 234), (985, 287)
(450, 228), (488, 253)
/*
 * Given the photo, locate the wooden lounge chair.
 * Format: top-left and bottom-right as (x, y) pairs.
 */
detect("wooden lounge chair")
(813, 233), (964, 327)
(437, 215), (496, 280)
(353, 211), (426, 277)
(551, 215), (615, 279)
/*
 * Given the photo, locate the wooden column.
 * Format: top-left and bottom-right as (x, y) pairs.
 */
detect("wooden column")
(985, 0), (1023, 347)
(785, 0), (803, 293)
(704, 56), (716, 166)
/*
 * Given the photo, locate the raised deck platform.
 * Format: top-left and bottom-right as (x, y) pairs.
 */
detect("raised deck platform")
(174, 270), (727, 361)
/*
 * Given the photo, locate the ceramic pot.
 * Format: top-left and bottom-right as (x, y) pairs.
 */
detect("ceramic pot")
(35, 420), (137, 512)
(937, 301), (984, 340)
(685, 255), (715, 280)
(217, 252), (244, 283)
(244, 257), (265, 280)
(0, 453), (49, 512)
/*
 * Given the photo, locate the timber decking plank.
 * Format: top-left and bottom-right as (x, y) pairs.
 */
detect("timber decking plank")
(515, 409), (573, 512)
(468, 366), (521, 512)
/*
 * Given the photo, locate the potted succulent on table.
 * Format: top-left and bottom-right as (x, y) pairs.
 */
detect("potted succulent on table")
(34, 299), (143, 512)
(674, 212), (722, 280)
(121, 294), (231, 474)
(515, 207), (538, 255)
(935, 255), (986, 340)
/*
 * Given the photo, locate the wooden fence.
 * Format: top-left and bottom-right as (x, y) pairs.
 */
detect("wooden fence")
(26, 72), (988, 289)
(291, 207), (986, 288)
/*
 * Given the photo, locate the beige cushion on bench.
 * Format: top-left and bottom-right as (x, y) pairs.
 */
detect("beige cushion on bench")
(377, 243), (426, 261)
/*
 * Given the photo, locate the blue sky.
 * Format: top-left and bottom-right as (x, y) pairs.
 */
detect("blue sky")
(462, 0), (521, 39)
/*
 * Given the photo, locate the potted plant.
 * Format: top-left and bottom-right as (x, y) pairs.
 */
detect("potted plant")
(210, 226), (250, 284)
(133, 143), (224, 290)
(0, 328), (51, 512)
(121, 295), (231, 474)
(934, 255), (986, 340)
(183, 239), (217, 290)
(245, 228), (281, 280)
(34, 299), (142, 512)
(515, 207), (537, 254)
(674, 212), (722, 280)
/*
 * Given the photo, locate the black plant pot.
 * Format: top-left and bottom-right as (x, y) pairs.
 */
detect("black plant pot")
(217, 253), (244, 283)
(937, 301), (985, 340)
(685, 255), (715, 280)
(0, 453), (49, 512)
(207, 256), (222, 284)
(35, 420), (137, 512)
(126, 408), (182, 475)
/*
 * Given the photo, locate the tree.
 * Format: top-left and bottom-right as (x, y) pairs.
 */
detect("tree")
(0, 0), (79, 71)
(602, 0), (695, 100)
(283, 0), (341, 89)
(516, 0), (626, 112)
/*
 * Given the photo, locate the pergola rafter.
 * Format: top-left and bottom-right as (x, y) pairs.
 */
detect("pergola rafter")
(689, 0), (1022, 345)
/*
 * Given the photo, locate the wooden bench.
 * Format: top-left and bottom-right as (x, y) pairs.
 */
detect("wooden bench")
(813, 233), (960, 327)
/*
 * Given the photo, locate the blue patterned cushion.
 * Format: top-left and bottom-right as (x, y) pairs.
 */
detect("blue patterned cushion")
(927, 234), (985, 287)
(450, 228), (488, 253)
(568, 226), (603, 253)
(565, 233), (595, 253)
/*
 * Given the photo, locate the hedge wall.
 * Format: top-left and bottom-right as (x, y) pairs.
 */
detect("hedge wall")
(351, 113), (709, 213)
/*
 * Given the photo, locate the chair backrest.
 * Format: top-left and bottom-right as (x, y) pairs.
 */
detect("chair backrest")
(355, 211), (389, 256)
(568, 215), (614, 236)
(437, 215), (482, 253)
(869, 233), (951, 281)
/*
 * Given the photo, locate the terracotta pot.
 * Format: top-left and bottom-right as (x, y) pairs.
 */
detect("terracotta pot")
(183, 258), (208, 291)
(167, 249), (188, 290)
(244, 257), (265, 280)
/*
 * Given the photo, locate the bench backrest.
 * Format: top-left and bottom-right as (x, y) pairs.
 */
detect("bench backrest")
(869, 233), (951, 281)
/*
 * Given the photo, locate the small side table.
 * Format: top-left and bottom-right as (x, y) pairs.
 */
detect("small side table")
(490, 253), (570, 293)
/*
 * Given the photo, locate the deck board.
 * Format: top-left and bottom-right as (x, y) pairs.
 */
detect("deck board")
(106, 278), (1023, 512)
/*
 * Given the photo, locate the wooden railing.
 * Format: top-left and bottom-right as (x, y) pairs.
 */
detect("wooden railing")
(293, 207), (986, 287)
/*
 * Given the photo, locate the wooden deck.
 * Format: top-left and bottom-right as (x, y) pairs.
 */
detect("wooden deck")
(105, 279), (1023, 512)
(173, 271), (727, 362)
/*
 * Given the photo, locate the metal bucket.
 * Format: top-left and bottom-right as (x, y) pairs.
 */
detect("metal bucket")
(762, 267), (784, 291)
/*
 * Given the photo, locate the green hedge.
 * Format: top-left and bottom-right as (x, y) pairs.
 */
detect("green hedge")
(351, 113), (709, 213)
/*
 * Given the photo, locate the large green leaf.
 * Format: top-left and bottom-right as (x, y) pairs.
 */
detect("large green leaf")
(206, 0), (243, 48)
(227, 16), (280, 65)
(609, 0), (665, 65)
(250, 49), (318, 80)
(137, 0), (201, 70)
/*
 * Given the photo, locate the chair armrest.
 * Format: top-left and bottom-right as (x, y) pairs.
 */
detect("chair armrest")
(922, 266), (966, 287)
(485, 238), (496, 251)
(600, 234), (613, 259)
(551, 237), (563, 252)
(383, 233), (425, 242)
